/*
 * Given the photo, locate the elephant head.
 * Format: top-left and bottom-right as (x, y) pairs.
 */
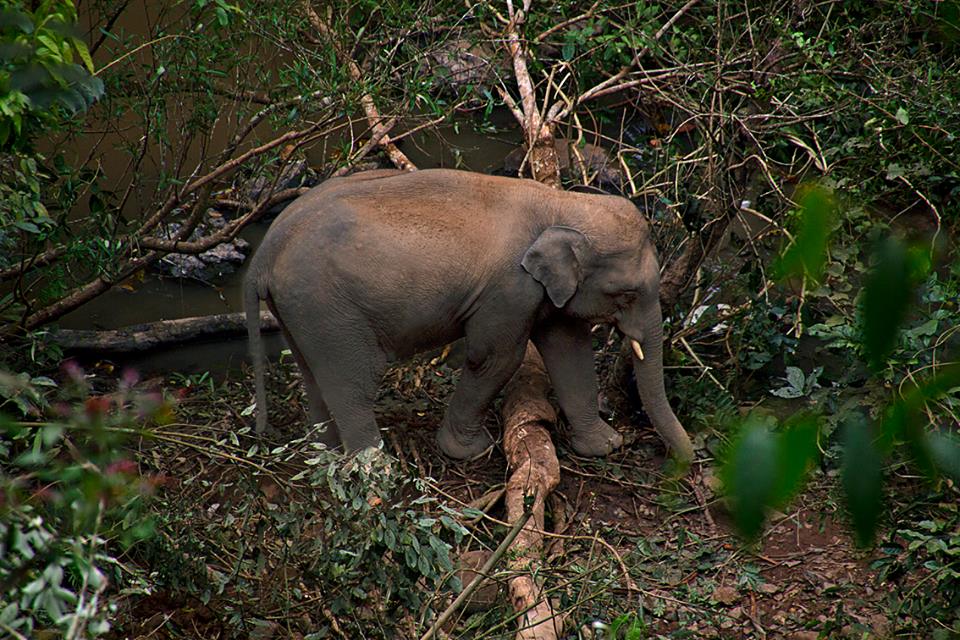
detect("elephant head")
(522, 214), (695, 461)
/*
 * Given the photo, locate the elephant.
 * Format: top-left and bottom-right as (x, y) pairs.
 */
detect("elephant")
(244, 168), (694, 461)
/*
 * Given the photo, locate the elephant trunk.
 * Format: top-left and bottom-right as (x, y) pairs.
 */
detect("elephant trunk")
(620, 301), (694, 461)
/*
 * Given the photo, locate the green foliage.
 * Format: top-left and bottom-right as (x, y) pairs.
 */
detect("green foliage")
(299, 447), (465, 620)
(142, 436), (467, 638)
(0, 1), (103, 148)
(840, 413), (884, 546)
(592, 611), (648, 639)
(873, 502), (960, 634)
(0, 367), (163, 638)
(722, 201), (960, 544)
(720, 413), (819, 539)
(861, 238), (931, 372)
(775, 185), (838, 285)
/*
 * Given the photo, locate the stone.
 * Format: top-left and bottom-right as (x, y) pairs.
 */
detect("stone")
(712, 585), (739, 605)
(152, 212), (252, 281)
(455, 550), (501, 612)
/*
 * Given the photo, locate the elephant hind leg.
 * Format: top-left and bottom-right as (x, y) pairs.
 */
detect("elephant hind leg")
(272, 309), (341, 448)
(279, 312), (387, 454)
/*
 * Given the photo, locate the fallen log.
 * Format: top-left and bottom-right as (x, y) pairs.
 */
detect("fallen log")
(49, 311), (279, 353)
(501, 344), (564, 640)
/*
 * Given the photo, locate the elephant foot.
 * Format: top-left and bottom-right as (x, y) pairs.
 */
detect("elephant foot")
(437, 420), (493, 459)
(570, 419), (624, 457)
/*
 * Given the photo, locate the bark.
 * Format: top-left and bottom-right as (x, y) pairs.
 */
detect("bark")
(49, 311), (279, 353)
(500, 344), (564, 640)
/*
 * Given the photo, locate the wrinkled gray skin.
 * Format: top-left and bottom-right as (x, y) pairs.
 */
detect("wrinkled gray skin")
(244, 169), (693, 460)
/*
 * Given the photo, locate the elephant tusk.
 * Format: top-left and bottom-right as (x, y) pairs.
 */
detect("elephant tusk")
(631, 339), (644, 361)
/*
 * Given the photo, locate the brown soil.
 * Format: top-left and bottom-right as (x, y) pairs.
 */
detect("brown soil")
(106, 356), (933, 639)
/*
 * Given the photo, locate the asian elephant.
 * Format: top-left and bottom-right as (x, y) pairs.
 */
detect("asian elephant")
(244, 168), (693, 461)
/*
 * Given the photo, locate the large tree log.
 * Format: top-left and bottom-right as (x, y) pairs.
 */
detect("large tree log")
(500, 344), (563, 640)
(49, 311), (279, 353)
(496, 5), (565, 637)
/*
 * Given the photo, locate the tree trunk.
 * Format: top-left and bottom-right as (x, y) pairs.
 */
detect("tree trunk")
(500, 344), (564, 640)
(49, 311), (279, 353)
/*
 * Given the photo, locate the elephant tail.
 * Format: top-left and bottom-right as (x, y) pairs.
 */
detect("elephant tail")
(244, 269), (268, 433)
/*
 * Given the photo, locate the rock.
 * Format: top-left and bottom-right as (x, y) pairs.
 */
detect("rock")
(455, 550), (501, 612)
(153, 212), (252, 281)
(423, 37), (498, 98)
(503, 139), (623, 189)
(712, 585), (739, 605)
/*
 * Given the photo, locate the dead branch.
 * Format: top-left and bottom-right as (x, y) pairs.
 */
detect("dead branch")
(501, 1), (561, 187)
(550, 0), (701, 122)
(302, 1), (417, 172)
(139, 187), (308, 253)
(420, 508), (533, 640)
(18, 163), (307, 331)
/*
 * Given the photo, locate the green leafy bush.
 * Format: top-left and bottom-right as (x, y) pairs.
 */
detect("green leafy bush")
(0, 366), (163, 638)
(0, 1), (103, 148)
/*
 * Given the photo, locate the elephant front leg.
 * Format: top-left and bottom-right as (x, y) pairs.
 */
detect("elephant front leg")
(437, 332), (528, 459)
(532, 317), (624, 456)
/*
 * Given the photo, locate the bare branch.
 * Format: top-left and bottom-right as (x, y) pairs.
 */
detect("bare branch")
(302, 1), (417, 171)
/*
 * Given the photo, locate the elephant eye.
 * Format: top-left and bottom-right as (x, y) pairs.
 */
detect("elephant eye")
(613, 290), (638, 305)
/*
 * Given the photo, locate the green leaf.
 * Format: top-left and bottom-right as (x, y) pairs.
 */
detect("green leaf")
(772, 414), (820, 507)
(0, 9), (35, 34)
(36, 34), (64, 62)
(861, 238), (927, 371)
(841, 414), (883, 547)
(774, 184), (837, 284)
(895, 107), (909, 125)
(785, 366), (804, 391)
(71, 37), (95, 74)
(720, 416), (778, 539)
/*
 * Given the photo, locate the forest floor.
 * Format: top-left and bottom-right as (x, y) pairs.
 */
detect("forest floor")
(107, 348), (941, 640)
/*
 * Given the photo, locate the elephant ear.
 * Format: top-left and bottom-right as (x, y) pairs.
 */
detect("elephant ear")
(521, 226), (589, 308)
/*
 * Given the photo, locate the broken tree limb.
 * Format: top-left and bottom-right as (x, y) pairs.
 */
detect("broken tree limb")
(302, 1), (417, 172)
(48, 311), (279, 354)
(500, 344), (564, 640)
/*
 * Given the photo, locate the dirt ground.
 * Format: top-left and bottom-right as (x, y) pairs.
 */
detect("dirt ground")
(108, 354), (935, 640)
